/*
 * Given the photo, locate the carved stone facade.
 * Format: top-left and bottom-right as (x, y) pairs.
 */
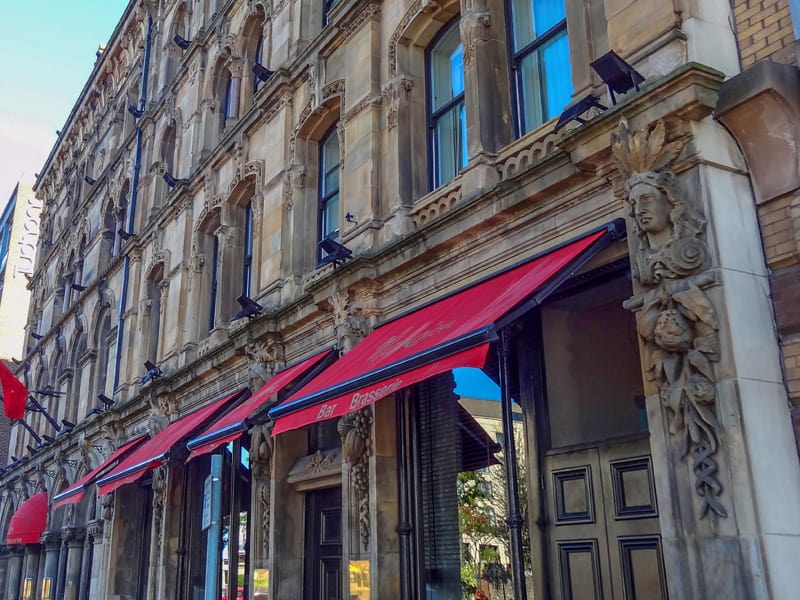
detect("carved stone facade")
(1, 1), (799, 600)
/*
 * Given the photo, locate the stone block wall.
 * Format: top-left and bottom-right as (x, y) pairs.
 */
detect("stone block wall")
(733, 0), (797, 66)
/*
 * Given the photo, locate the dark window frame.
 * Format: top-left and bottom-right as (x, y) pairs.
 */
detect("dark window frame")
(317, 124), (340, 264)
(505, 0), (570, 137)
(425, 16), (467, 191)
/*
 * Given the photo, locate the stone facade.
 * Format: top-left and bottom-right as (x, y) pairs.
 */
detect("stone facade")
(0, 0), (797, 599)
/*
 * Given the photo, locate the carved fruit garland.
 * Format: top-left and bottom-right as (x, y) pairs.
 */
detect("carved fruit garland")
(338, 408), (373, 551)
(613, 118), (727, 519)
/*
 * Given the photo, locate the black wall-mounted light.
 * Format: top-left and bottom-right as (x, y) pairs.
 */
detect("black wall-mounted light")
(71, 283), (87, 293)
(318, 238), (353, 268)
(252, 63), (274, 82)
(590, 50), (645, 105)
(61, 419), (75, 431)
(555, 94), (608, 131)
(84, 175), (96, 185)
(173, 34), (191, 50)
(163, 172), (186, 188)
(85, 406), (103, 418)
(230, 294), (264, 321)
(30, 332), (43, 340)
(128, 105), (143, 118)
(117, 228), (135, 241)
(141, 360), (163, 385)
(98, 393), (114, 408)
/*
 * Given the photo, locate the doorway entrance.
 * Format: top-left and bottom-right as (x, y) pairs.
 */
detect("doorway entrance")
(536, 269), (667, 600)
(303, 486), (343, 600)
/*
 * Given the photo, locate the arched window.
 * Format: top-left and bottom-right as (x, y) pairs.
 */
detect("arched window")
(427, 19), (466, 189)
(508, 0), (572, 135)
(224, 74), (236, 122)
(70, 335), (87, 422)
(161, 124), (177, 175)
(323, 0), (341, 25)
(318, 126), (340, 261)
(146, 265), (165, 362)
(242, 201), (254, 298)
(95, 310), (113, 399)
(253, 32), (265, 94)
(197, 211), (222, 332)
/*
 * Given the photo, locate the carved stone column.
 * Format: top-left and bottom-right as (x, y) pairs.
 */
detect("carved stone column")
(21, 544), (40, 600)
(85, 521), (104, 600)
(0, 545), (8, 597)
(613, 118), (800, 599)
(40, 532), (61, 599)
(459, 0), (513, 190)
(4, 545), (24, 599)
(381, 75), (416, 238)
(249, 423), (272, 593)
(147, 465), (168, 600)
(62, 528), (85, 600)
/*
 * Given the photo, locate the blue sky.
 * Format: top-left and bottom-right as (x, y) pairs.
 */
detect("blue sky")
(0, 1), (129, 207)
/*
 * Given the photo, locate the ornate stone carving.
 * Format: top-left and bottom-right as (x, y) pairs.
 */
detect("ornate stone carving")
(250, 423), (272, 560)
(150, 464), (167, 600)
(382, 76), (413, 129)
(614, 119), (726, 519)
(100, 493), (114, 522)
(460, 10), (491, 67)
(329, 290), (368, 355)
(338, 408), (373, 551)
(244, 339), (283, 389)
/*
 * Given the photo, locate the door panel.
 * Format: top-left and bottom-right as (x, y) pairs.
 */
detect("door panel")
(304, 487), (343, 600)
(544, 436), (666, 600)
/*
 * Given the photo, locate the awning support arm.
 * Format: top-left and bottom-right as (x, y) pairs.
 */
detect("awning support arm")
(499, 327), (528, 600)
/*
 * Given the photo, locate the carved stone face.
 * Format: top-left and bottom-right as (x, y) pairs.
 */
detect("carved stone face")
(630, 182), (671, 236)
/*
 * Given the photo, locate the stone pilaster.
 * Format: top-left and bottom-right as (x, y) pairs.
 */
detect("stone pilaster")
(22, 544), (40, 600)
(40, 532), (61, 600)
(5, 545), (24, 599)
(249, 423), (272, 596)
(62, 528), (85, 600)
(85, 521), (104, 600)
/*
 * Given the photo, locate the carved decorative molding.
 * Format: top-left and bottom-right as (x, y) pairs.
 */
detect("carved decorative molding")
(338, 407), (373, 551)
(460, 10), (491, 67)
(382, 76), (413, 129)
(244, 338), (284, 389)
(614, 119), (726, 519)
(328, 290), (368, 356)
(250, 423), (272, 560)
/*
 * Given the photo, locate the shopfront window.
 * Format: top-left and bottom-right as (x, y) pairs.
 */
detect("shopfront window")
(405, 367), (531, 599)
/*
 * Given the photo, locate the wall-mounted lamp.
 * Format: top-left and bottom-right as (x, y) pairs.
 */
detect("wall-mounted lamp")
(98, 394), (114, 408)
(128, 105), (143, 118)
(117, 228), (135, 241)
(590, 50), (645, 106)
(141, 360), (162, 385)
(71, 283), (87, 293)
(318, 238), (353, 268)
(84, 176), (96, 185)
(173, 34), (191, 50)
(230, 294), (264, 321)
(252, 63), (274, 82)
(163, 172), (186, 188)
(344, 212), (358, 225)
(85, 406), (103, 418)
(30, 332), (43, 341)
(554, 94), (608, 131)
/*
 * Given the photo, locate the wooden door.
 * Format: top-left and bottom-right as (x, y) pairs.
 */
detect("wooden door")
(543, 435), (667, 600)
(303, 486), (343, 600)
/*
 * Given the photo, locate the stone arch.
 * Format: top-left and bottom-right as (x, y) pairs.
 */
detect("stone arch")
(389, 0), (461, 77)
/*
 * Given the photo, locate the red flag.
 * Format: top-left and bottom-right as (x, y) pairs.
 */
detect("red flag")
(0, 361), (28, 420)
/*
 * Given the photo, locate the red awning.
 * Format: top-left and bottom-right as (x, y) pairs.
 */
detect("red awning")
(52, 436), (147, 509)
(270, 224), (619, 434)
(185, 349), (334, 462)
(7, 491), (47, 545)
(95, 389), (248, 496)
(0, 360), (28, 420)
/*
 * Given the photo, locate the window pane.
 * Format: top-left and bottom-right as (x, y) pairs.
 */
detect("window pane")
(541, 30), (572, 121)
(430, 25), (463, 111)
(433, 102), (466, 187)
(322, 134), (340, 196)
(533, 0), (566, 36)
(511, 0), (535, 48)
(322, 192), (339, 239)
(518, 52), (544, 133)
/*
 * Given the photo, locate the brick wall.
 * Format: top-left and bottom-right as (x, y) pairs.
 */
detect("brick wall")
(733, 0), (797, 67)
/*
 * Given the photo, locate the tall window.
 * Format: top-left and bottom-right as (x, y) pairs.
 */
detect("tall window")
(147, 267), (164, 362)
(508, 0), (572, 135)
(209, 235), (220, 331)
(224, 74), (236, 123)
(253, 33), (264, 94)
(323, 0), (340, 25)
(427, 20), (466, 189)
(242, 202), (253, 297)
(318, 127), (340, 261)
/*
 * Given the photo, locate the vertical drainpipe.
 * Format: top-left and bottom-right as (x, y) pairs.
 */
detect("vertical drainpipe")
(499, 327), (528, 600)
(113, 12), (153, 391)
